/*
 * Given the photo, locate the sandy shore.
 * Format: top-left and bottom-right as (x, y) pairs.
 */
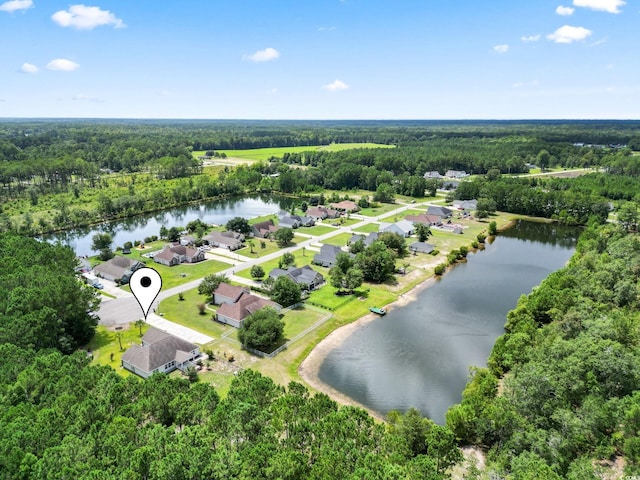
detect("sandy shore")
(298, 275), (439, 421)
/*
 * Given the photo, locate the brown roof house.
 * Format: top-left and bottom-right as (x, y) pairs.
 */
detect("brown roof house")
(153, 245), (205, 266)
(252, 219), (280, 238)
(306, 206), (340, 220)
(121, 327), (201, 379)
(93, 256), (144, 284)
(330, 200), (360, 213)
(216, 292), (281, 329)
(406, 213), (443, 226)
(213, 282), (250, 305)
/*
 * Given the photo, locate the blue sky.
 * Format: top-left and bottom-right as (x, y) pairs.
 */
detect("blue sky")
(1, 0), (638, 119)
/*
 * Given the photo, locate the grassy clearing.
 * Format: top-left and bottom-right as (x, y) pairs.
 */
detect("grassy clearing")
(358, 203), (402, 217)
(86, 323), (150, 376)
(302, 224), (338, 236)
(320, 232), (351, 247)
(158, 288), (227, 339)
(204, 143), (395, 162)
(236, 250), (314, 280)
(353, 222), (380, 234)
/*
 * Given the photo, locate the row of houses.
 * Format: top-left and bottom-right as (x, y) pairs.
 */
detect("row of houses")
(424, 170), (470, 179)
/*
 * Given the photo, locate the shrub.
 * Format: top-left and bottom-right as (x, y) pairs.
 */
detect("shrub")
(434, 264), (446, 275)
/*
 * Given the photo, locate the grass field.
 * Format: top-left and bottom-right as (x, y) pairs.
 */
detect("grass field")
(195, 143), (395, 162)
(236, 250), (313, 280)
(353, 222), (381, 233)
(86, 323), (150, 376)
(301, 224), (338, 236)
(358, 203), (403, 217)
(320, 232), (351, 247)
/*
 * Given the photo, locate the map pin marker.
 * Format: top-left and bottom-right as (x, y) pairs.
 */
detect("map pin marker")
(129, 267), (162, 321)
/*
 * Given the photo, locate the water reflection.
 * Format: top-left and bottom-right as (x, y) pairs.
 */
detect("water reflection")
(43, 194), (294, 256)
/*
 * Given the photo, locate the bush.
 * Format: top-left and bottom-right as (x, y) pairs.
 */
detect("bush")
(434, 264), (446, 275)
(477, 233), (486, 244)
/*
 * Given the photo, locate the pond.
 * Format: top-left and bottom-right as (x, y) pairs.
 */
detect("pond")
(317, 220), (581, 424)
(43, 194), (295, 256)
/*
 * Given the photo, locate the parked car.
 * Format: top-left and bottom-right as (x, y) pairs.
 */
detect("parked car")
(92, 281), (104, 289)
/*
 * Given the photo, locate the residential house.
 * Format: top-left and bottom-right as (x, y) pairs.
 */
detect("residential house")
(452, 199), (478, 211)
(180, 235), (197, 246)
(442, 180), (460, 190)
(306, 206), (340, 221)
(216, 292), (281, 328)
(252, 219), (279, 238)
(445, 170), (469, 179)
(93, 256), (144, 284)
(277, 211), (315, 229)
(213, 282), (250, 305)
(268, 265), (324, 291)
(312, 244), (350, 268)
(330, 200), (359, 213)
(423, 171), (443, 179)
(203, 230), (244, 250)
(379, 219), (415, 237)
(406, 213), (443, 226)
(121, 327), (201, 379)
(441, 224), (463, 234)
(409, 242), (435, 254)
(153, 244), (205, 267)
(349, 232), (379, 246)
(427, 206), (453, 218)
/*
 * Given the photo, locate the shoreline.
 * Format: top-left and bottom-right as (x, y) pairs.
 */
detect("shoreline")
(298, 275), (439, 421)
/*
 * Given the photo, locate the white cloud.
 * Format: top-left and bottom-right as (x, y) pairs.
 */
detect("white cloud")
(318, 26), (336, 32)
(322, 80), (349, 91)
(547, 25), (592, 43)
(521, 34), (541, 42)
(243, 47), (280, 62)
(493, 44), (509, 53)
(0, 0), (32, 12)
(556, 5), (575, 15)
(52, 4), (125, 30)
(47, 58), (80, 71)
(573, 0), (625, 13)
(20, 62), (39, 73)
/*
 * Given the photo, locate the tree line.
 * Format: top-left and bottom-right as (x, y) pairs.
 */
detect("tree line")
(446, 222), (640, 478)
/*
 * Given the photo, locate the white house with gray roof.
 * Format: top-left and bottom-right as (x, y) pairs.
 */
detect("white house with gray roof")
(121, 327), (201, 379)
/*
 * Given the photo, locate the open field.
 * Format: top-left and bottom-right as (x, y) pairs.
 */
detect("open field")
(358, 202), (404, 217)
(236, 250), (313, 280)
(352, 222), (381, 233)
(195, 143), (395, 162)
(320, 232), (351, 247)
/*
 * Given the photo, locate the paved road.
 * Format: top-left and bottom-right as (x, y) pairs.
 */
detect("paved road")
(97, 200), (426, 342)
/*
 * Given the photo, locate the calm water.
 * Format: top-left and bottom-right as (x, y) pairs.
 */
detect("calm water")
(318, 220), (580, 424)
(43, 195), (294, 256)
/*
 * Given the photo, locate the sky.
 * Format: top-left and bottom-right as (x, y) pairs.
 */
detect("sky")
(1, 0), (639, 119)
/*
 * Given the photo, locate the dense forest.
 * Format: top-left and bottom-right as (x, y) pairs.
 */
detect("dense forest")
(446, 222), (640, 478)
(1, 120), (639, 235)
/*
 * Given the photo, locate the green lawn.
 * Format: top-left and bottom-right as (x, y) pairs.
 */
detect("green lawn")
(326, 217), (361, 227)
(353, 222), (380, 233)
(158, 288), (231, 339)
(282, 306), (328, 341)
(241, 237), (300, 258)
(302, 224), (338, 235)
(236, 251), (314, 280)
(307, 285), (357, 310)
(86, 323), (150, 376)
(320, 232), (351, 247)
(358, 203), (402, 217)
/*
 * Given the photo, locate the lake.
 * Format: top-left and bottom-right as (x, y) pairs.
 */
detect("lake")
(43, 194), (295, 256)
(317, 220), (581, 424)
